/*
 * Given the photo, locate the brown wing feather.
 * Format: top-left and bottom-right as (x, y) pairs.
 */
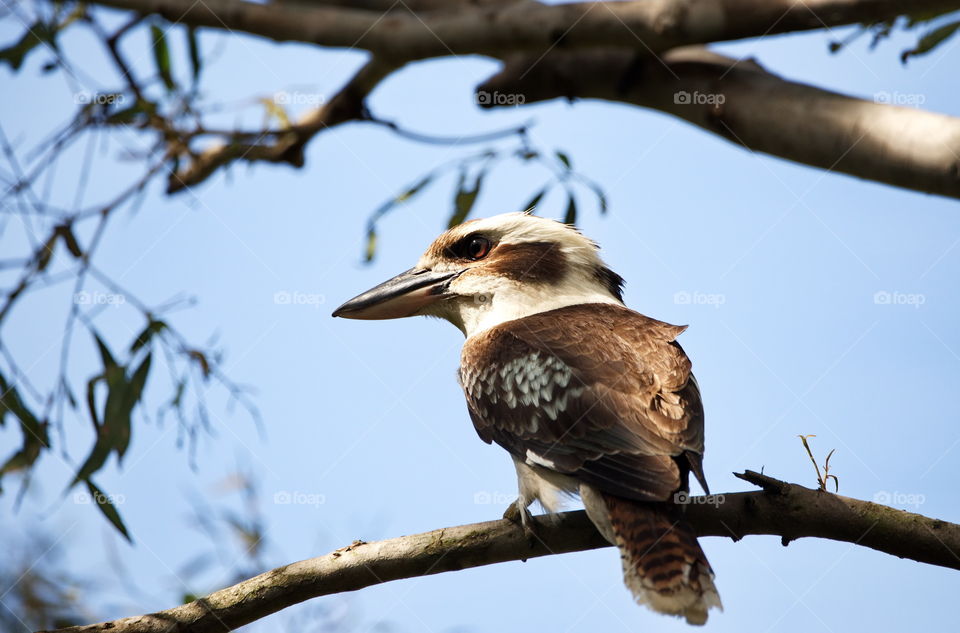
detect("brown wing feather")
(460, 303), (707, 502)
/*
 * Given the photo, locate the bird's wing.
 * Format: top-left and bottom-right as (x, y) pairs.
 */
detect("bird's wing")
(459, 303), (706, 502)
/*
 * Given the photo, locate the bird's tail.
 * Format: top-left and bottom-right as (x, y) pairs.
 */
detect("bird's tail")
(592, 491), (722, 625)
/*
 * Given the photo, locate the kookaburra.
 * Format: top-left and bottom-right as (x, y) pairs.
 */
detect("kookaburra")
(333, 213), (721, 624)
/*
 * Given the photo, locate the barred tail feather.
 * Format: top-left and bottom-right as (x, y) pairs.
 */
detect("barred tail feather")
(582, 486), (722, 625)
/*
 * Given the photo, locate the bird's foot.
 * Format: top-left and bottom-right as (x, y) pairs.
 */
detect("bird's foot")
(502, 499), (522, 523)
(503, 499), (539, 549)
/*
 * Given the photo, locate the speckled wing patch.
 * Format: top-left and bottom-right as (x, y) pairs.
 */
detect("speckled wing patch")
(459, 302), (707, 502)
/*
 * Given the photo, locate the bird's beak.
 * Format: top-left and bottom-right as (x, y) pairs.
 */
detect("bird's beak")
(332, 268), (460, 320)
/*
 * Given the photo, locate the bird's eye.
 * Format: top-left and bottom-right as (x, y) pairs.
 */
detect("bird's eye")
(465, 236), (491, 260)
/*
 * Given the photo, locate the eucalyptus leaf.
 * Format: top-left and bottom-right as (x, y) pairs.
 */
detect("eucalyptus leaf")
(150, 22), (176, 92)
(131, 319), (167, 352)
(902, 20), (960, 63)
(448, 169), (485, 228)
(520, 186), (549, 214)
(187, 26), (202, 84)
(563, 193), (578, 225)
(364, 228), (377, 262)
(86, 480), (132, 542)
(0, 22), (50, 71)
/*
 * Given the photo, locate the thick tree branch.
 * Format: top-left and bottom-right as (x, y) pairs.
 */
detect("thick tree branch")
(41, 472), (960, 633)
(83, 0), (960, 61)
(479, 47), (960, 199)
(76, 0), (960, 196)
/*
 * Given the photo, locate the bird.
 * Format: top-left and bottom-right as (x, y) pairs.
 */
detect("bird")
(332, 212), (721, 624)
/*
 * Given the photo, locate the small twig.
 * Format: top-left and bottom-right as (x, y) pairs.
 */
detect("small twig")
(366, 116), (532, 145)
(824, 448), (839, 492)
(797, 434), (839, 492)
(93, 15), (147, 103)
(733, 469), (789, 494)
(798, 434), (824, 488)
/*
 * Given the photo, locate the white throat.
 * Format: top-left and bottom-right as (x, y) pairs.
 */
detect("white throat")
(455, 278), (621, 339)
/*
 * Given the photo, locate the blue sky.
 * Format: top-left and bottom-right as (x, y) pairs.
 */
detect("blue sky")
(2, 5), (960, 632)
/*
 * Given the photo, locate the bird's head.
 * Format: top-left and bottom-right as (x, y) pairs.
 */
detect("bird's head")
(332, 212), (625, 336)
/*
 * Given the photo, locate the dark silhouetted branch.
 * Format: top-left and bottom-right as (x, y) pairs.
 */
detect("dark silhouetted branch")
(85, 0), (960, 61)
(479, 47), (960, 199)
(166, 58), (394, 193)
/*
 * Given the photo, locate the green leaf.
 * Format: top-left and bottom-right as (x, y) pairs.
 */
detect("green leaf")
(86, 480), (132, 542)
(186, 26), (201, 84)
(563, 193), (578, 225)
(586, 181), (608, 214)
(555, 150), (572, 170)
(363, 170), (440, 261)
(0, 22), (50, 71)
(130, 319), (167, 352)
(906, 8), (960, 27)
(86, 375), (103, 430)
(71, 432), (113, 486)
(519, 186), (549, 214)
(395, 174), (433, 203)
(117, 352), (152, 460)
(0, 6), (80, 72)
(448, 169), (485, 228)
(99, 370), (132, 464)
(150, 22), (176, 92)
(0, 439), (45, 479)
(364, 228), (377, 263)
(0, 374), (50, 481)
(93, 331), (119, 371)
(597, 190), (608, 214)
(73, 329), (145, 483)
(902, 20), (960, 63)
(0, 374), (41, 430)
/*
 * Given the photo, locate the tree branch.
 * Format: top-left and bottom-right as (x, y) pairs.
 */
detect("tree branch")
(479, 47), (960, 199)
(166, 57), (394, 193)
(76, 0), (960, 195)
(41, 472), (960, 633)
(82, 0), (960, 61)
